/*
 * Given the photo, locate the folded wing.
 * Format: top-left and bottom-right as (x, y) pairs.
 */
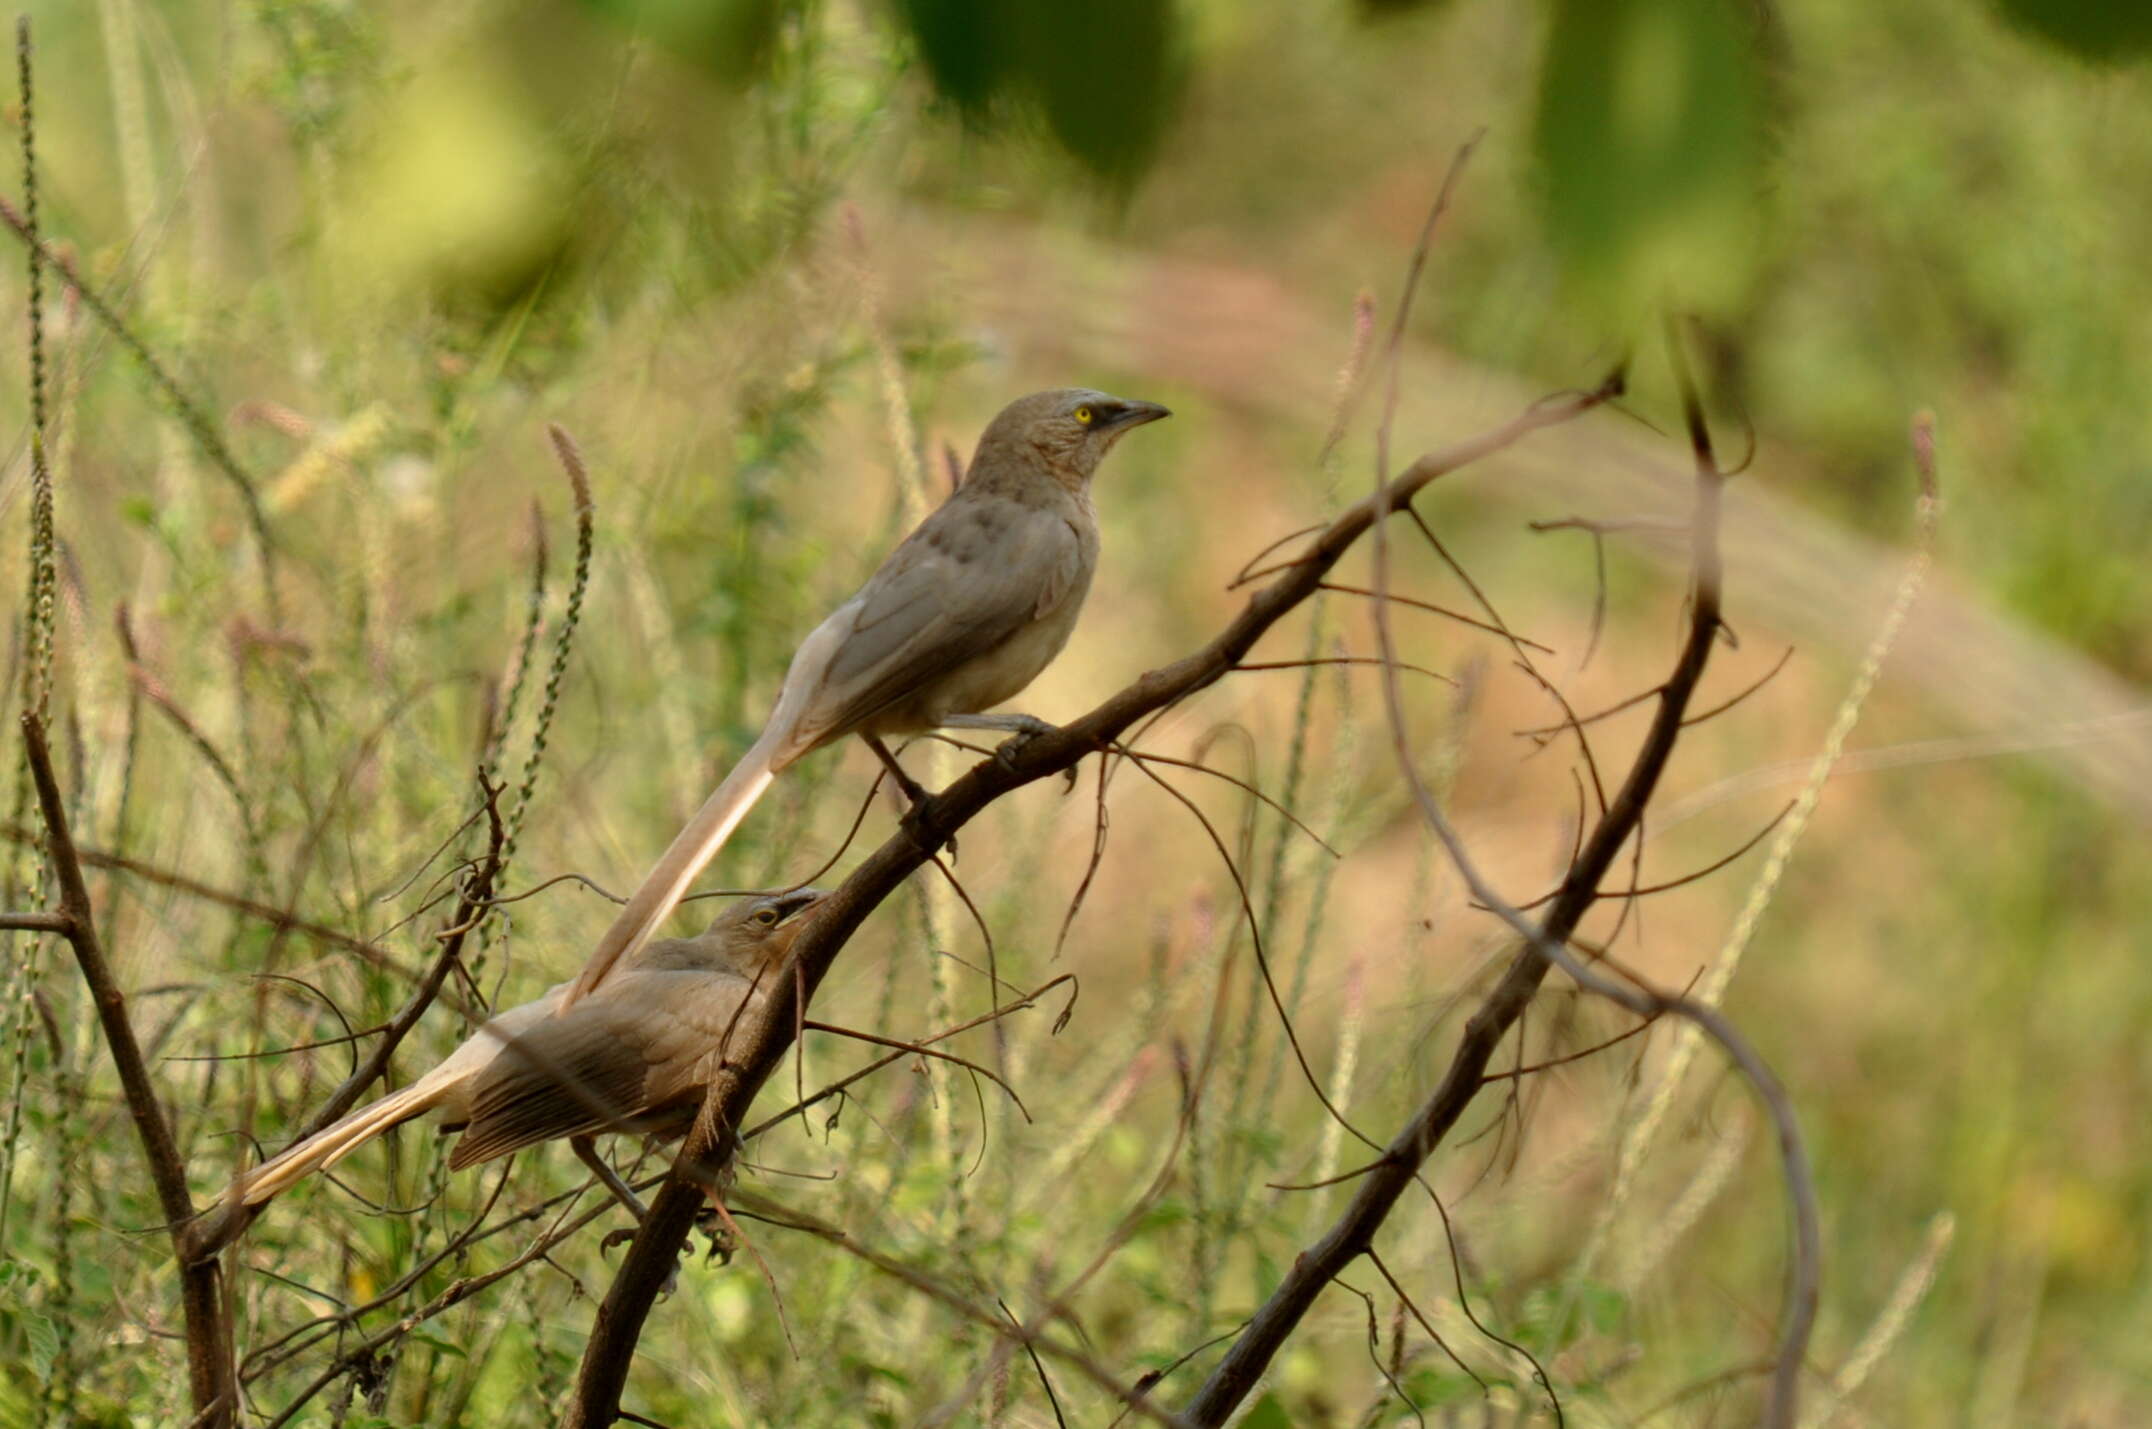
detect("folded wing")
(784, 495), (1086, 749)
(448, 969), (760, 1168)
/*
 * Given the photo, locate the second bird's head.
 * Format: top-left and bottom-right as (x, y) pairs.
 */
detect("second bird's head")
(974, 388), (1171, 489)
(638, 887), (828, 979)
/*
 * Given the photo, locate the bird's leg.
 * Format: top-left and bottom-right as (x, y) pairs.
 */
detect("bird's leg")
(582, 1136), (660, 1259)
(584, 1137), (693, 1296)
(939, 712), (1063, 779)
(862, 734), (954, 854)
(862, 734), (932, 808)
(576, 1136), (649, 1220)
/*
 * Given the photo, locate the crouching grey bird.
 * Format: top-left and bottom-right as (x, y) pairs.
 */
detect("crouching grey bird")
(223, 888), (825, 1212)
(558, 389), (1169, 1013)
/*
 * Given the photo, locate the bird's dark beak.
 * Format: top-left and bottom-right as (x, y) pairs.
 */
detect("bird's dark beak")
(1109, 400), (1171, 430)
(777, 886), (831, 923)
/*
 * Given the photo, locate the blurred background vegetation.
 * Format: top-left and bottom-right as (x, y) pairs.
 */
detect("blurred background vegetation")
(0, 0), (2148, 1424)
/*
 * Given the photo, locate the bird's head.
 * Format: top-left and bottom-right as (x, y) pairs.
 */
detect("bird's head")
(972, 388), (1171, 491)
(636, 887), (828, 979)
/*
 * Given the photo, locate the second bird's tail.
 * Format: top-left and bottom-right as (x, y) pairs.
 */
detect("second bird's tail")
(226, 1076), (449, 1208)
(560, 734), (785, 1009)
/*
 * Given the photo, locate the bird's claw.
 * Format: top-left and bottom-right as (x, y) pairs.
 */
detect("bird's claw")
(600, 1222), (705, 1295)
(991, 716), (1056, 774)
(696, 1205), (737, 1265)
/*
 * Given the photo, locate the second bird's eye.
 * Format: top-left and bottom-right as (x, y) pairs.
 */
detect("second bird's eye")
(752, 909), (778, 927)
(1074, 405), (1094, 425)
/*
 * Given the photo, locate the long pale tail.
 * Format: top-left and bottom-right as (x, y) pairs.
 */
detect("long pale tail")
(226, 1076), (449, 1208)
(561, 734), (784, 1010)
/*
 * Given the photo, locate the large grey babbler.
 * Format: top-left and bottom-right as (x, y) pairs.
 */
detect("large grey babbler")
(224, 889), (825, 1209)
(559, 388), (1169, 1010)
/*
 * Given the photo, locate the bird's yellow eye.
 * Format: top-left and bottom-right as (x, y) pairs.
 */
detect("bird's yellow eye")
(752, 908), (778, 928)
(1074, 405), (1095, 425)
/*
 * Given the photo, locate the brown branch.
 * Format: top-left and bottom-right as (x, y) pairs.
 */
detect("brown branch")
(1511, 655), (1613, 814)
(742, 975), (1073, 1141)
(1233, 655), (1453, 686)
(1493, 799), (1794, 911)
(19, 713), (236, 1424)
(1179, 329), (1816, 1429)
(557, 375), (1621, 1428)
(1228, 522), (1327, 587)
(1000, 1297), (1070, 1429)
(1105, 739), (1341, 857)
(1682, 644), (1797, 726)
(1515, 681), (1665, 741)
(1314, 582), (1554, 651)
(1478, 1009), (1661, 1084)
(0, 910), (69, 933)
(798, 1019), (1032, 1121)
(1512, 645), (1794, 742)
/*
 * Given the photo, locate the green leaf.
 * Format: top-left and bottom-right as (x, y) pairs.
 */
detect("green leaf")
(1235, 1124), (1286, 1164)
(894, 0), (1184, 183)
(1253, 1248), (1284, 1301)
(1534, 0), (1767, 317)
(1402, 1366), (1476, 1410)
(840, 1353), (912, 1389)
(1574, 1278), (1628, 1334)
(1991, 0), (2152, 62)
(1014, 0), (1184, 184)
(408, 1330), (467, 1360)
(1135, 1198), (1190, 1232)
(896, 0), (1014, 114)
(1241, 1392), (1295, 1429)
(576, 0), (783, 84)
(23, 1314), (58, 1382)
(1356, 0), (1459, 16)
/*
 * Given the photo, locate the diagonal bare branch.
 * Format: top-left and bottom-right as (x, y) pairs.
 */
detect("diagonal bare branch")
(557, 370), (1621, 1428)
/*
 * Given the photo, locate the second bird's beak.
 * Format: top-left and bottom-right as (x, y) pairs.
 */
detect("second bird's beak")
(1109, 400), (1172, 430)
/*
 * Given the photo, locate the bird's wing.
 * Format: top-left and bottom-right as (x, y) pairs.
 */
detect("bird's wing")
(786, 494), (1087, 748)
(447, 971), (760, 1167)
(424, 988), (565, 1115)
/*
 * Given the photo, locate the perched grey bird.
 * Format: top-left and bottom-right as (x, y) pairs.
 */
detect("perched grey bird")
(560, 388), (1168, 1009)
(224, 889), (825, 1210)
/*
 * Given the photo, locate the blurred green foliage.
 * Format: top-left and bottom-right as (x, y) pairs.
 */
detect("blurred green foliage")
(1992, 0), (2152, 62)
(897, 0), (1184, 181)
(0, 0), (2149, 1426)
(1534, 0), (1767, 318)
